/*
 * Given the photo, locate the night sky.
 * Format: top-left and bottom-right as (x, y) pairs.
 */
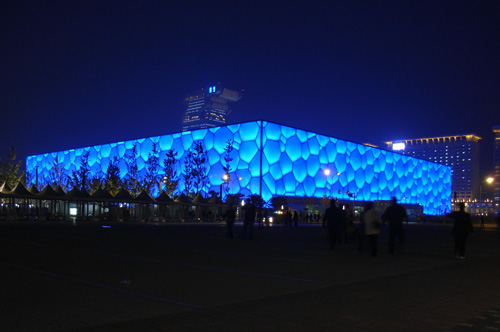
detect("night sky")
(2, 1), (499, 176)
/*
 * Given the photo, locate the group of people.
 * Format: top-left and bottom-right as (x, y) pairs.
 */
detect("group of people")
(324, 197), (410, 257)
(225, 196), (476, 259)
(223, 198), (257, 240)
(325, 196), (475, 259)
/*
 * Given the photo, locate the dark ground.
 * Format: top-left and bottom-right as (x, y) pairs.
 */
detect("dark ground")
(1, 220), (500, 332)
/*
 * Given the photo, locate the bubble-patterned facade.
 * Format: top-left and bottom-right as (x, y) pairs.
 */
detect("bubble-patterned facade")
(26, 120), (452, 215)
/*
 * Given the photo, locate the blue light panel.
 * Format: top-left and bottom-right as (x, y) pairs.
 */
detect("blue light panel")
(26, 120), (452, 215)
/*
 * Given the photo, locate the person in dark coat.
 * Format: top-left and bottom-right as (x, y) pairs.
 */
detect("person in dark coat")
(241, 199), (256, 240)
(382, 197), (408, 254)
(363, 201), (382, 257)
(446, 202), (474, 259)
(293, 211), (299, 227)
(324, 199), (342, 251)
(224, 204), (236, 239)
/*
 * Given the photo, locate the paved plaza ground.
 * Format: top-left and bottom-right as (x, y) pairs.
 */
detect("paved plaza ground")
(1, 220), (500, 332)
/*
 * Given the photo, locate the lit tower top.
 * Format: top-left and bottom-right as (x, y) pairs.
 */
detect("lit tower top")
(182, 83), (242, 132)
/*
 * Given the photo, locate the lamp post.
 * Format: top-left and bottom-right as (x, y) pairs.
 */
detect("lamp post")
(324, 169), (331, 198)
(479, 177), (494, 215)
(220, 173), (229, 199)
(479, 177), (494, 202)
(324, 168), (340, 198)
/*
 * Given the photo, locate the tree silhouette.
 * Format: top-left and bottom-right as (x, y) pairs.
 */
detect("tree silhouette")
(191, 140), (209, 195)
(69, 151), (90, 191)
(49, 155), (68, 190)
(124, 143), (141, 197)
(183, 150), (194, 196)
(222, 139), (234, 195)
(143, 142), (160, 196)
(162, 149), (179, 197)
(104, 156), (122, 196)
(0, 147), (25, 188)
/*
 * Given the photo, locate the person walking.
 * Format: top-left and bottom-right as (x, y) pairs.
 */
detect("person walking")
(324, 199), (342, 251)
(241, 198), (256, 240)
(224, 204), (236, 239)
(447, 202), (474, 259)
(363, 201), (382, 257)
(383, 197), (408, 254)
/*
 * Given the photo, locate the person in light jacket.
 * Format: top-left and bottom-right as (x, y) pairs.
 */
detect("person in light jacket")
(363, 201), (382, 257)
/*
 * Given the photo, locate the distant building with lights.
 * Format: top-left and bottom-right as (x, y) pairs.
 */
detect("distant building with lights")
(182, 84), (242, 132)
(493, 125), (500, 214)
(27, 121), (452, 215)
(386, 134), (481, 202)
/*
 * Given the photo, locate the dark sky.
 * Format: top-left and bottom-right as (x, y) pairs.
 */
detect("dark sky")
(2, 1), (499, 176)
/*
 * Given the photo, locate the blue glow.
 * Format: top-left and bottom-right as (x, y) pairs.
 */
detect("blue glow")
(26, 120), (452, 215)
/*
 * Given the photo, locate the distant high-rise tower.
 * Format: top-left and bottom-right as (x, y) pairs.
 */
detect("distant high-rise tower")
(493, 125), (500, 214)
(182, 84), (242, 132)
(385, 134), (481, 202)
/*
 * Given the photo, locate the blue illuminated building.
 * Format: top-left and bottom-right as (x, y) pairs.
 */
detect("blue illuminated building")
(26, 121), (452, 215)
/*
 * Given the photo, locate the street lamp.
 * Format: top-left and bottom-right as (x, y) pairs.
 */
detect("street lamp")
(324, 169), (340, 198)
(220, 173), (229, 199)
(480, 177), (494, 202)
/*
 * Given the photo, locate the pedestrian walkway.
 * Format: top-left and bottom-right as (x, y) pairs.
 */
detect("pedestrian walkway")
(1, 221), (499, 332)
(69, 225), (500, 332)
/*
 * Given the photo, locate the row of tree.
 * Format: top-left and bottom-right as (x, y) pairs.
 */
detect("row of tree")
(2, 145), (297, 212)
(7, 140), (236, 199)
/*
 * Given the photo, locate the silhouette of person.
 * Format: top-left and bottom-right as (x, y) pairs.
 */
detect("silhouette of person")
(363, 201), (382, 257)
(241, 199), (256, 240)
(324, 199), (342, 251)
(224, 204), (236, 239)
(285, 209), (292, 227)
(293, 210), (299, 227)
(383, 197), (408, 254)
(446, 202), (474, 259)
(344, 204), (354, 243)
